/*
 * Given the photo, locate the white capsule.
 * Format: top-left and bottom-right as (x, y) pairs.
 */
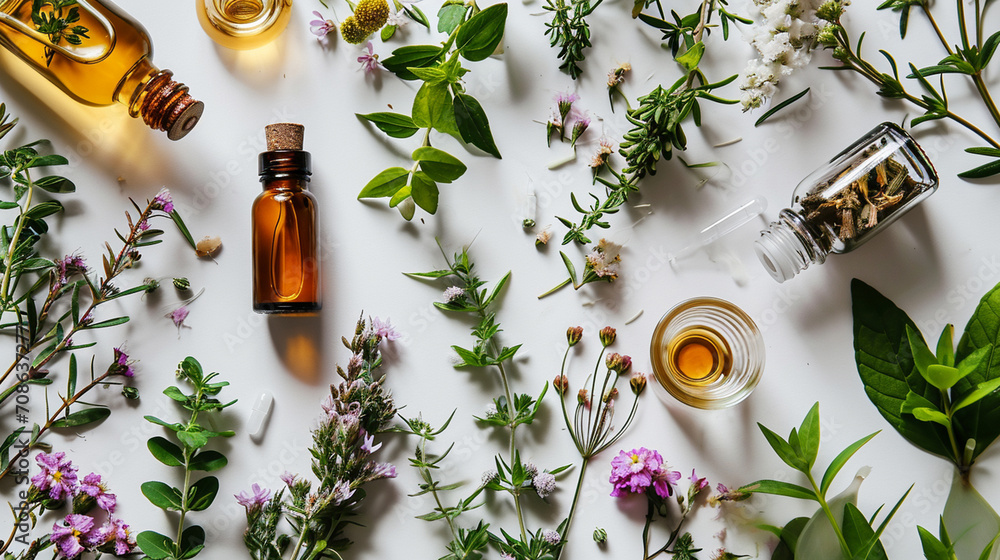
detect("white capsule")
(248, 391), (273, 440)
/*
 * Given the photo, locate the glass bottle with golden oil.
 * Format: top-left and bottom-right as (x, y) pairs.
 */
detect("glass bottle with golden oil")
(252, 123), (321, 314)
(0, 0), (203, 140)
(196, 0), (291, 50)
(650, 297), (765, 409)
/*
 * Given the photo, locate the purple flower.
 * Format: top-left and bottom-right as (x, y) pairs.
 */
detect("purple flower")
(533, 472), (556, 498)
(137, 219), (150, 231)
(151, 188), (174, 214)
(310, 11), (335, 38)
(95, 517), (135, 555)
(51, 514), (96, 558)
(370, 317), (400, 341)
(372, 462), (397, 479)
(554, 91), (579, 123)
(235, 483), (271, 510)
(112, 347), (134, 378)
(360, 430), (382, 454)
(609, 448), (679, 498)
(281, 471), (297, 487)
(79, 472), (116, 513)
(31, 451), (79, 500)
(570, 115), (590, 147)
(55, 253), (87, 287)
(168, 306), (190, 331)
(443, 286), (465, 302)
(689, 468), (709, 491)
(358, 41), (381, 74)
(542, 529), (561, 545)
(331, 479), (356, 505)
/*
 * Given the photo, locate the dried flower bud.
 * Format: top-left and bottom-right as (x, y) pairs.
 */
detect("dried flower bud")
(630, 373), (647, 395)
(605, 352), (623, 372)
(620, 355), (632, 375)
(602, 387), (618, 402)
(172, 277), (191, 291)
(593, 527), (607, 544)
(523, 218), (536, 228)
(599, 326), (616, 347)
(577, 388), (590, 408)
(833, 47), (849, 62)
(143, 277), (160, 292)
(553, 374), (569, 395)
(816, 25), (840, 47)
(566, 326), (583, 347)
(121, 386), (140, 400)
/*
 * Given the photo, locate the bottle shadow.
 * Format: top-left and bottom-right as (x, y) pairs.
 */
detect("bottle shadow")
(267, 313), (324, 385)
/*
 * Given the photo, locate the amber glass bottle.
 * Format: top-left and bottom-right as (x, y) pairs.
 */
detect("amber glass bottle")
(252, 123), (321, 314)
(0, 0), (203, 139)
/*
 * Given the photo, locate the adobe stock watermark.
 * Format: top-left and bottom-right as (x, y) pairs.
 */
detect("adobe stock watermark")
(916, 254), (1000, 336)
(8, 327), (34, 547)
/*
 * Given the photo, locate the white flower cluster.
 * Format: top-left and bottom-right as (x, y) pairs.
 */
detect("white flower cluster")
(739, 0), (831, 110)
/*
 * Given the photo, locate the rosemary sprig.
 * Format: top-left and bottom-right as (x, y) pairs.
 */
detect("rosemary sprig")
(31, 0), (91, 66)
(543, 0), (602, 80)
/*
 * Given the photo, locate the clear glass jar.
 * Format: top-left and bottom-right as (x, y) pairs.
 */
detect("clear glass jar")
(197, 0), (292, 50)
(755, 122), (939, 282)
(650, 297), (765, 409)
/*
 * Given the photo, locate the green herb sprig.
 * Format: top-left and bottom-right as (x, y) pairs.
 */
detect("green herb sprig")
(815, 0), (1000, 178)
(356, 3), (506, 220)
(31, 0), (91, 66)
(543, 0), (601, 80)
(733, 402), (911, 560)
(406, 241), (573, 558)
(137, 357), (235, 560)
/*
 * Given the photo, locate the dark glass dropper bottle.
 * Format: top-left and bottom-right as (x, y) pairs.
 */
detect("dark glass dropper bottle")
(252, 123), (321, 314)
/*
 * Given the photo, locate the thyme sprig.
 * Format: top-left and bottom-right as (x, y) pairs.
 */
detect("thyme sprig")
(543, 0), (602, 80)
(31, 0), (91, 66)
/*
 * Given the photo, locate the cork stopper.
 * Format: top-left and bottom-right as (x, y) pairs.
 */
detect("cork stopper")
(265, 123), (305, 151)
(136, 70), (204, 141)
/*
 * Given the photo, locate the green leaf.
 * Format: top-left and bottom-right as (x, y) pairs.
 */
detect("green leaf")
(50, 407), (110, 428)
(67, 353), (77, 396)
(413, 147), (467, 183)
(358, 167), (410, 199)
(954, 280), (1000, 460)
(773, 517), (810, 560)
(755, 88), (811, 127)
(738, 479), (818, 501)
(952, 377), (1000, 414)
(189, 450), (228, 472)
(412, 83), (459, 137)
(453, 93), (501, 158)
(145, 415), (183, 432)
(409, 171), (439, 214)
(179, 526), (205, 559)
(927, 364), (966, 392)
(798, 402), (821, 469)
(758, 423), (808, 472)
(381, 24), (396, 40)
(842, 503), (890, 560)
(381, 45), (443, 80)
(33, 175), (74, 193)
(170, 210), (197, 250)
(177, 429), (209, 450)
(959, 157), (1000, 179)
(141, 481), (183, 511)
(821, 431), (879, 495)
(455, 3), (507, 61)
(852, 279), (955, 462)
(452, 345), (484, 367)
(410, 65), (450, 85)
(85, 316), (129, 329)
(913, 407), (952, 427)
(357, 112), (419, 139)
(438, 3), (466, 33)
(675, 41), (705, 71)
(918, 525), (953, 560)
(404, 269), (454, 279)
(188, 476), (220, 511)
(163, 385), (188, 403)
(389, 185), (411, 207)
(937, 324), (956, 367)
(906, 324), (939, 379)
(147, 436), (184, 467)
(136, 530), (174, 560)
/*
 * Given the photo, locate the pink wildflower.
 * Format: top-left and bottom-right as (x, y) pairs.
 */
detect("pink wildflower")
(31, 451), (79, 500)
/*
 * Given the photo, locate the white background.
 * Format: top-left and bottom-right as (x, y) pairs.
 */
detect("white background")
(2, 0), (1000, 558)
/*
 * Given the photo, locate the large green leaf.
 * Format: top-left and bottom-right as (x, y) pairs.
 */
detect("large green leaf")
(453, 93), (501, 158)
(187, 476), (220, 511)
(413, 147), (467, 183)
(381, 45), (443, 80)
(852, 279), (955, 462)
(356, 112), (419, 139)
(412, 82), (459, 137)
(409, 171), (439, 214)
(358, 167), (410, 199)
(50, 407), (110, 428)
(141, 481), (183, 511)
(189, 450), (228, 472)
(454, 3), (507, 62)
(136, 530), (174, 560)
(842, 503), (889, 560)
(954, 280), (1000, 461)
(147, 436), (184, 467)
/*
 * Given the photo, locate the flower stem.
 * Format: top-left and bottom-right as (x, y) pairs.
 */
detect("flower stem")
(538, 277), (573, 299)
(0, 169), (33, 309)
(920, 4), (954, 55)
(554, 458), (589, 560)
(806, 472), (852, 558)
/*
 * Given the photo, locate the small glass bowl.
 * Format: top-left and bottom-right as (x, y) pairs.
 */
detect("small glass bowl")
(649, 297), (765, 409)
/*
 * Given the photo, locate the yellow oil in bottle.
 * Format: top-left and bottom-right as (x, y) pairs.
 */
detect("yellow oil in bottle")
(664, 328), (731, 386)
(196, 0), (291, 50)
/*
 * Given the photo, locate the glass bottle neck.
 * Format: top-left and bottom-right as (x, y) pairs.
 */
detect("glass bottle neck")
(754, 210), (830, 282)
(119, 58), (203, 140)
